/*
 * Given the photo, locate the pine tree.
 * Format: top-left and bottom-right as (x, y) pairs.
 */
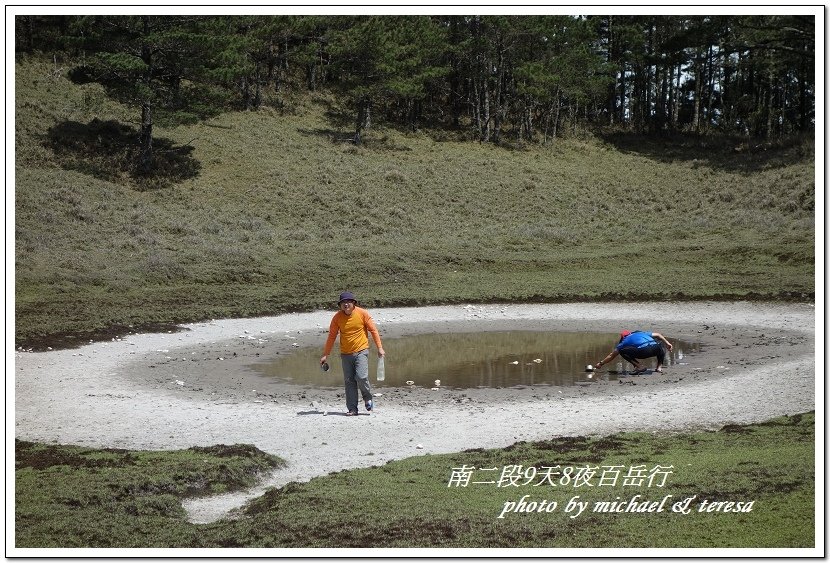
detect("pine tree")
(65, 15), (221, 175)
(326, 15), (447, 143)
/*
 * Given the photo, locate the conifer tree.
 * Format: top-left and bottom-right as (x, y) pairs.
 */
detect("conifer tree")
(326, 15), (447, 143)
(66, 15), (219, 174)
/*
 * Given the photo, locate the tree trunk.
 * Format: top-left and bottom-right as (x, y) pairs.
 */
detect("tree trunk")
(138, 101), (153, 175)
(618, 62), (626, 126)
(241, 76), (252, 110)
(693, 48), (704, 133)
(655, 63), (667, 132)
(481, 78), (491, 142)
(137, 16), (153, 175)
(523, 100), (534, 143)
(646, 24), (655, 131)
(552, 89), (561, 141)
(606, 15), (616, 125)
(765, 70), (775, 140)
(798, 55), (808, 131)
(541, 98), (556, 145)
(355, 96), (371, 144)
(254, 70), (262, 109)
(472, 79), (481, 136)
(448, 17), (463, 127)
(408, 99), (420, 132)
(705, 44), (717, 133)
(492, 36), (505, 144)
(672, 63), (682, 129)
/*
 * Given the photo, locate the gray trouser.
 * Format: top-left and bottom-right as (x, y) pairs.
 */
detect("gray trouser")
(341, 349), (372, 412)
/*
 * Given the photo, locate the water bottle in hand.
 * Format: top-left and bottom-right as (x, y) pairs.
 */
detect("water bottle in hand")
(376, 357), (385, 381)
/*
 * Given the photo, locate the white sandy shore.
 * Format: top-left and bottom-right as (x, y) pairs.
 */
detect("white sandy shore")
(12, 301), (817, 524)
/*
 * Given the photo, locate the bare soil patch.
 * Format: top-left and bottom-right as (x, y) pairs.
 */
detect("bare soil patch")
(13, 302), (816, 523)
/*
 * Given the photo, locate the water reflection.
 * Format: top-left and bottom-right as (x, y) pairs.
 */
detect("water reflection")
(250, 331), (700, 389)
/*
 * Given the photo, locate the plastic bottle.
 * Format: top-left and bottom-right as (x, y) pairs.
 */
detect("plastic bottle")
(376, 357), (385, 381)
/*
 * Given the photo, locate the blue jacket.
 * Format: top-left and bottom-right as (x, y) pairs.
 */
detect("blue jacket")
(616, 331), (656, 351)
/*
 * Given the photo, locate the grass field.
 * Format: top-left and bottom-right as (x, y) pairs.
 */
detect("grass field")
(15, 413), (815, 549)
(13, 55), (815, 349)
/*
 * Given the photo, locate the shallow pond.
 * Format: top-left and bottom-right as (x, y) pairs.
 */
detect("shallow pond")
(250, 331), (701, 389)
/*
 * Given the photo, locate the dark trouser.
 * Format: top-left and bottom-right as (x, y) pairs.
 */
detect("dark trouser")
(618, 343), (665, 367)
(341, 349), (372, 413)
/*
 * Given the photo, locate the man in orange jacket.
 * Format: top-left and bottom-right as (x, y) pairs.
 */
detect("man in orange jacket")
(320, 291), (386, 416)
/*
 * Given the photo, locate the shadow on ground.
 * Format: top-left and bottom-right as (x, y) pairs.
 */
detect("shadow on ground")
(598, 131), (812, 174)
(47, 119), (201, 190)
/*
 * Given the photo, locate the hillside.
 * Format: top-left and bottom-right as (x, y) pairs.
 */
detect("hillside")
(14, 55), (815, 348)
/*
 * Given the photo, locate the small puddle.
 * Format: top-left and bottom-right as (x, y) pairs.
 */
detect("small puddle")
(250, 331), (700, 389)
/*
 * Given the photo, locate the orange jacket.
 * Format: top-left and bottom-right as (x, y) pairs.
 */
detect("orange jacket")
(323, 306), (383, 355)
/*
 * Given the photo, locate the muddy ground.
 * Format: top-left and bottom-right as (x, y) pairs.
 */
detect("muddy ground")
(13, 301), (816, 524)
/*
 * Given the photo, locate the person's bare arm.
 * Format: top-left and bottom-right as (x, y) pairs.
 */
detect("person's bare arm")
(652, 332), (673, 351)
(595, 348), (619, 369)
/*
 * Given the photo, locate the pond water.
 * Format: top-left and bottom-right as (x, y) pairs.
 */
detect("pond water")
(250, 331), (701, 389)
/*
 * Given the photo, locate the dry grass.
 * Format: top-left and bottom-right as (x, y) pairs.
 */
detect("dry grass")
(14, 54), (815, 347)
